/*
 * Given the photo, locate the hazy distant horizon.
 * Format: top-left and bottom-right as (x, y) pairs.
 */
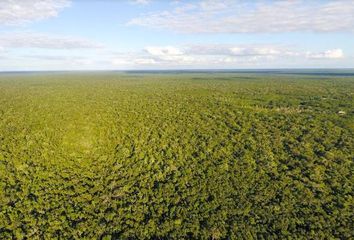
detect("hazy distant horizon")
(2, 68), (354, 77)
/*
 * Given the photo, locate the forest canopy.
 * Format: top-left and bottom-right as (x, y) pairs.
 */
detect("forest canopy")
(0, 73), (353, 239)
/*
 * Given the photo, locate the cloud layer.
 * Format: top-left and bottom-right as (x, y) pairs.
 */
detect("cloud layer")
(111, 44), (344, 68)
(129, 0), (354, 33)
(0, 32), (103, 49)
(306, 49), (344, 59)
(131, 0), (151, 5)
(0, 0), (70, 25)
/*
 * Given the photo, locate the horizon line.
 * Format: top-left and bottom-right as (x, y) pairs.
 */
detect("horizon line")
(1, 67), (354, 73)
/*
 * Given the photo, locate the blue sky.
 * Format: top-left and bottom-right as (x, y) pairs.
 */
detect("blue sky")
(0, 0), (353, 70)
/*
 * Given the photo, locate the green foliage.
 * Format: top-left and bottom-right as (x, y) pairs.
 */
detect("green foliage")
(0, 73), (353, 239)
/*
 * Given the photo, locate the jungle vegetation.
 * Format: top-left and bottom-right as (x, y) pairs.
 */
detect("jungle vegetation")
(0, 72), (353, 239)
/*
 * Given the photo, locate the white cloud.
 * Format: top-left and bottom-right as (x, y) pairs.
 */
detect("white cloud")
(111, 58), (132, 66)
(109, 44), (345, 69)
(0, 32), (103, 49)
(0, 0), (70, 25)
(231, 47), (280, 56)
(306, 49), (344, 59)
(1, 43), (346, 70)
(131, 0), (151, 5)
(186, 44), (299, 57)
(128, 0), (354, 33)
(144, 46), (195, 63)
(23, 54), (87, 61)
(199, 0), (229, 12)
(134, 58), (156, 65)
(145, 46), (183, 56)
(110, 44), (346, 68)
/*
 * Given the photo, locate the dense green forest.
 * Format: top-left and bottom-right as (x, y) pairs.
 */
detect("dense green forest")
(0, 73), (353, 239)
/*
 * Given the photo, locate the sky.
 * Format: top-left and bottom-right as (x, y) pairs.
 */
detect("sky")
(0, 0), (353, 71)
